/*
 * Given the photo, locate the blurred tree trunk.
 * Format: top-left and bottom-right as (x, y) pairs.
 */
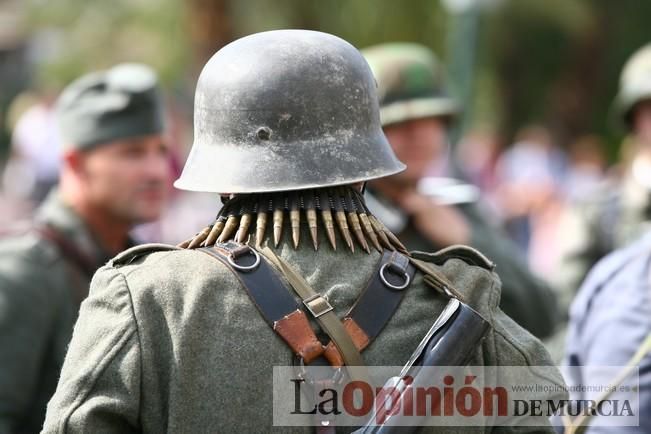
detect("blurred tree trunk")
(488, 1), (598, 147)
(488, 0), (651, 156)
(546, 10), (607, 147)
(186, 0), (234, 75)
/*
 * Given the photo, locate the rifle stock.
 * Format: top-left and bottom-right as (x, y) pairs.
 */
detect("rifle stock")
(353, 298), (490, 434)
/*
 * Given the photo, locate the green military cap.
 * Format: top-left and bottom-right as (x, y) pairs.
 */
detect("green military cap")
(361, 43), (459, 127)
(614, 43), (651, 127)
(56, 63), (165, 150)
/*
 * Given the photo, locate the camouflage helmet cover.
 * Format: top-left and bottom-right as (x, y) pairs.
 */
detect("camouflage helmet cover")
(615, 43), (651, 126)
(361, 42), (459, 127)
(174, 29), (405, 194)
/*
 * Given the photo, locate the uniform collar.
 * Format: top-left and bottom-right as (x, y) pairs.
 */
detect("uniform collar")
(35, 189), (135, 267)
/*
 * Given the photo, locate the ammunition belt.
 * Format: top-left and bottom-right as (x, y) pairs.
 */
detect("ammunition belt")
(180, 186), (408, 255)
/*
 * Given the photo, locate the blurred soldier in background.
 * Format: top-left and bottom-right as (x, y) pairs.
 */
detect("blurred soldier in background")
(0, 63), (169, 433)
(361, 43), (558, 339)
(560, 233), (651, 433)
(3, 93), (62, 203)
(42, 30), (564, 433)
(554, 43), (651, 315)
(556, 44), (651, 433)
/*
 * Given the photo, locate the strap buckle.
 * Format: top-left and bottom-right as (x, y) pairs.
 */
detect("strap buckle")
(294, 355), (345, 385)
(303, 294), (334, 318)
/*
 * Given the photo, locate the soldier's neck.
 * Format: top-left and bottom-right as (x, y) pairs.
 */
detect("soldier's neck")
(59, 187), (131, 255)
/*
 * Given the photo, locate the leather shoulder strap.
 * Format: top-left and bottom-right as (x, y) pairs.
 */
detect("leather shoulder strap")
(198, 243), (326, 364)
(338, 250), (416, 352)
(35, 224), (97, 279)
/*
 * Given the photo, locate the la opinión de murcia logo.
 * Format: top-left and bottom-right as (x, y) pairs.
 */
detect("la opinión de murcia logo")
(289, 374), (635, 424)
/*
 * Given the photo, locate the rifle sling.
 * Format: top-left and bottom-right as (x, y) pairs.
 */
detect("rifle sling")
(260, 247), (371, 386)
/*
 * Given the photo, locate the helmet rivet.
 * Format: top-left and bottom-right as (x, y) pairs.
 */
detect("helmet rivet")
(256, 127), (272, 140)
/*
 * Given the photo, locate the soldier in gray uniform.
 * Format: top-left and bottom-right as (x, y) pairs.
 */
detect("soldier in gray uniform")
(554, 43), (651, 319)
(42, 30), (564, 433)
(556, 45), (651, 420)
(361, 43), (558, 339)
(0, 63), (168, 433)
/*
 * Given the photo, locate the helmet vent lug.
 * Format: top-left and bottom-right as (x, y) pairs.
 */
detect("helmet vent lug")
(256, 127), (272, 140)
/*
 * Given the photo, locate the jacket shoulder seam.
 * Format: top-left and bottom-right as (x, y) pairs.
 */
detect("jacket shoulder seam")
(56, 271), (137, 432)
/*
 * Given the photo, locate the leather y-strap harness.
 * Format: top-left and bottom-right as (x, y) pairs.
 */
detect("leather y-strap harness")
(198, 243), (416, 371)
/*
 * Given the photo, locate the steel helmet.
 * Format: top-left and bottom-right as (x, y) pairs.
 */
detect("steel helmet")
(615, 43), (651, 127)
(361, 42), (459, 127)
(174, 29), (405, 193)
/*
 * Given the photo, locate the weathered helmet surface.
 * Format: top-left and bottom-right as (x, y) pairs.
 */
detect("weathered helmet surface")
(361, 43), (459, 127)
(615, 43), (651, 126)
(174, 29), (405, 194)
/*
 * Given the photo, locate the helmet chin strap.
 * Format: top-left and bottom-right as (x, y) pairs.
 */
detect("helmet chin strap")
(219, 194), (233, 205)
(178, 185), (407, 255)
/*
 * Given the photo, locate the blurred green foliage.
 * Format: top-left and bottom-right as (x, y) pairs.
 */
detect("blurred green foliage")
(479, 0), (651, 157)
(25, 0), (189, 88)
(231, 0), (447, 52)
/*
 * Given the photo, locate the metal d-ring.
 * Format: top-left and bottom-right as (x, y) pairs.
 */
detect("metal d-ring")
(293, 355), (344, 386)
(227, 248), (261, 272)
(379, 263), (410, 290)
